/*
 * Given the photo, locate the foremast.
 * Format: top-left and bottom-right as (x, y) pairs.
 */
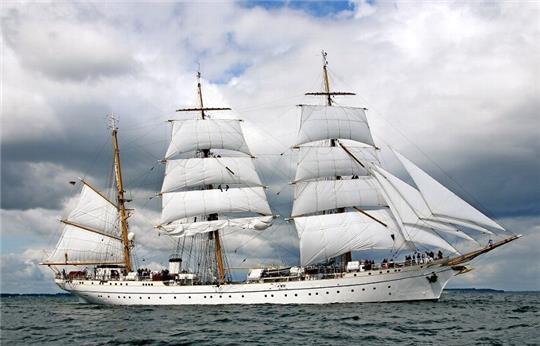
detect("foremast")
(110, 116), (133, 272)
(306, 51), (357, 265)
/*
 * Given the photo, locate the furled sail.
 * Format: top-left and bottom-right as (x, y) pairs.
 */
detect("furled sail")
(44, 183), (123, 265)
(393, 151), (504, 231)
(291, 178), (387, 217)
(295, 105), (375, 147)
(162, 215), (274, 237)
(160, 187), (272, 225)
(294, 146), (377, 182)
(162, 157), (263, 193)
(165, 119), (251, 159)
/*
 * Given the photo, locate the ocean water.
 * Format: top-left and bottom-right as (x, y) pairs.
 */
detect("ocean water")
(1, 291), (538, 345)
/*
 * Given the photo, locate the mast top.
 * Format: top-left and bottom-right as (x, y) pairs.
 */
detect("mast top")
(108, 113), (119, 131)
(176, 70), (231, 117)
(305, 50), (355, 104)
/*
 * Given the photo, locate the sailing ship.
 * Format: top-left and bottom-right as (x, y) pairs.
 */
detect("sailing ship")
(42, 52), (519, 305)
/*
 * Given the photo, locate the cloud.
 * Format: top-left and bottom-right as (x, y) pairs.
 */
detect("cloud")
(1, 4), (138, 81)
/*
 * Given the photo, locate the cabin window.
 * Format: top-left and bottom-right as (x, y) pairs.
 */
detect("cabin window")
(362, 288), (365, 291)
(351, 289), (354, 292)
(174, 296), (176, 299)
(308, 293), (311, 296)
(388, 285), (391, 288)
(294, 294), (298, 297)
(229, 295), (232, 298)
(241, 295), (244, 298)
(337, 291), (340, 294)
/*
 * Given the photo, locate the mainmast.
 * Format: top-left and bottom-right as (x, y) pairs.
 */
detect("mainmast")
(176, 71), (231, 283)
(110, 116), (133, 273)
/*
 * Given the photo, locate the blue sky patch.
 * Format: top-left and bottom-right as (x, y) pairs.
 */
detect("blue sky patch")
(241, 0), (356, 17)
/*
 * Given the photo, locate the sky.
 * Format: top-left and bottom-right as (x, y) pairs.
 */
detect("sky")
(1, 1), (539, 293)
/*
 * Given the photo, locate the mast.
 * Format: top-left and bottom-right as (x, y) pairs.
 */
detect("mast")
(176, 71), (231, 283)
(110, 116), (133, 273)
(308, 51), (356, 264)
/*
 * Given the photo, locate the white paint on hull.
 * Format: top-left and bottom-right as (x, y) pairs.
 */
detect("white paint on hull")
(57, 264), (457, 305)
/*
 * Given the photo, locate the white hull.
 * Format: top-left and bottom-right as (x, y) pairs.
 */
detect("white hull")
(56, 264), (457, 305)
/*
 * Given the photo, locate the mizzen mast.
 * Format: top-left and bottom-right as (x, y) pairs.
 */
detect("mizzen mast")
(110, 116), (133, 273)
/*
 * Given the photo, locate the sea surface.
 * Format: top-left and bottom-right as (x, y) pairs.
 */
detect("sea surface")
(1, 290), (539, 345)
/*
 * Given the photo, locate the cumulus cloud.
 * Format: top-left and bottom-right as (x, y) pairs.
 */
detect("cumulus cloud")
(1, 1), (538, 292)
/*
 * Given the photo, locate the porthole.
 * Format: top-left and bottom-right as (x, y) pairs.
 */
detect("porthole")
(107, 295), (110, 298)
(387, 270), (390, 273)
(118, 296), (120, 298)
(351, 289), (354, 292)
(210, 295), (213, 299)
(271, 294), (274, 297)
(354, 274), (357, 277)
(174, 296), (176, 299)
(388, 285), (391, 288)
(189, 296), (192, 299)
(362, 288), (365, 291)
(264, 295), (267, 298)
(379, 271), (382, 274)
(285, 294), (288, 297)
(148, 297), (150, 299)
(241, 295), (245, 298)
(337, 291), (340, 294)
(139, 297), (142, 299)
(315, 292), (319, 295)
(308, 293), (311, 296)
(389, 292), (392, 296)
(204, 296), (207, 299)
(373, 287), (376, 290)
(115, 283), (117, 285)
(368, 273), (372, 275)
(294, 293), (298, 297)
(326, 292), (329, 295)
(229, 295), (232, 298)
(219, 295), (222, 298)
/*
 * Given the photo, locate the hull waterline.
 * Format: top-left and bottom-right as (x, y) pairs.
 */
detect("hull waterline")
(56, 264), (457, 305)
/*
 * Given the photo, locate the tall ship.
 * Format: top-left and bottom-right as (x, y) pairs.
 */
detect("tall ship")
(42, 52), (519, 305)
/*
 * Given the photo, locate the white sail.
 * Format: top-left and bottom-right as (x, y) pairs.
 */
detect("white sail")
(294, 210), (399, 266)
(67, 184), (119, 235)
(162, 157), (263, 193)
(162, 216), (274, 237)
(394, 151), (504, 231)
(165, 119), (251, 159)
(294, 146), (376, 182)
(44, 183), (123, 264)
(295, 105), (375, 147)
(291, 178), (387, 217)
(401, 224), (460, 254)
(161, 187), (272, 225)
(45, 224), (124, 264)
(372, 167), (477, 240)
